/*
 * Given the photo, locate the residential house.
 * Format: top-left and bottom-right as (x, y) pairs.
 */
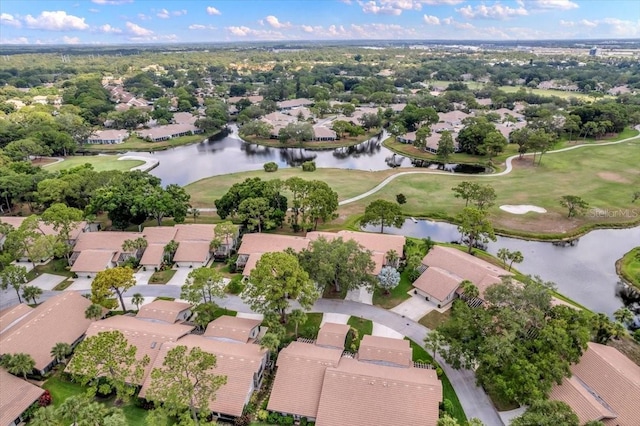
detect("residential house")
(277, 98), (313, 110)
(0, 369), (45, 426)
(236, 233), (310, 277)
(136, 123), (202, 142)
(136, 300), (193, 324)
(173, 224), (217, 268)
(312, 125), (337, 141)
(268, 326), (442, 424)
(203, 316), (262, 344)
(412, 246), (513, 307)
(315, 322), (350, 350)
(87, 129), (129, 145)
(549, 342), (640, 426)
(0, 217), (90, 254)
(140, 226), (179, 271)
(139, 331), (269, 421)
(0, 292), (93, 375)
(70, 231), (142, 278)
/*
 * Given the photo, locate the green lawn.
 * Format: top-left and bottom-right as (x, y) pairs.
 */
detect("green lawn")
(44, 155), (144, 172)
(148, 269), (177, 284)
(285, 312), (322, 340)
(408, 339), (467, 424)
(555, 127), (638, 149)
(618, 247), (640, 289)
(372, 269), (413, 309)
(80, 132), (215, 152)
(419, 310), (452, 330)
(211, 307), (238, 320)
(26, 258), (73, 281)
(346, 316), (373, 351)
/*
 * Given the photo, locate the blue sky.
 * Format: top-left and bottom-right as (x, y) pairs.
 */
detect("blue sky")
(1, 0), (638, 45)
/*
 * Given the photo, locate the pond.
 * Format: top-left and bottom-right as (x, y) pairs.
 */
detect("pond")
(131, 128), (485, 186)
(363, 219), (640, 316)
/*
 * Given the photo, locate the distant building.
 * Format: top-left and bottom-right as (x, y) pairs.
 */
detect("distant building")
(589, 46), (599, 56)
(87, 129), (129, 145)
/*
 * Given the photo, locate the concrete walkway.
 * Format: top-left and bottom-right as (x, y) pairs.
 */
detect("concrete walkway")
(321, 313), (350, 325)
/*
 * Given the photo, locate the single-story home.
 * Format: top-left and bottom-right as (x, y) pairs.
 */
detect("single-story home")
(0, 368), (45, 426)
(136, 300), (193, 324)
(236, 233), (310, 277)
(70, 231), (142, 278)
(173, 224), (218, 268)
(0, 217), (90, 254)
(315, 322), (350, 350)
(312, 126), (337, 141)
(139, 330), (269, 421)
(356, 335), (413, 368)
(412, 246), (512, 307)
(549, 342), (640, 426)
(203, 316), (262, 344)
(136, 123), (202, 142)
(0, 292), (93, 375)
(277, 98), (313, 110)
(87, 129), (130, 145)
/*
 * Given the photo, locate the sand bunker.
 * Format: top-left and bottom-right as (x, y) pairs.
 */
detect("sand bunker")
(500, 205), (547, 214)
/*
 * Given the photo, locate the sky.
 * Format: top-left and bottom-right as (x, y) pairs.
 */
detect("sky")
(0, 0), (639, 45)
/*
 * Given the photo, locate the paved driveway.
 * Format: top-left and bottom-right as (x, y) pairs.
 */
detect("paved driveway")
(372, 322), (403, 338)
(134, 269), (155, 286)
(390, 293), (437, 321)
(66, 277), (93, 292)
(166, 268), (191, 286)
(28, 273), (67, 291)
(321, 313), (349, 325)
(345, 286), (373, 305)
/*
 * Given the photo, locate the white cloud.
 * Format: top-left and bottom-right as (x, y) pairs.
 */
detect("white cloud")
(559, 19), (575, 27)
(206, 6), (221, 16)
(98, 24), (122, 33)
(301, 25), (314, 33)
(227, 26), (252, 36)
(422, 0), (465, 4)
(157, 9), (170, 19)
(172, 10), (187, 16)
(137, 13), (152, 21)
(225, 25), (285, 39)
(24, 11), (89, 31)
(0, 37), (29, 44)
(189, 24), (216, 30)
(580, 19), (597, 28)
(125, 21), (153, 36)
(63, 36), (81, 44)
(601, 18), (640, 37)
(265, 15), (291, 29)
(91, 0), (133, 4)
(423, 14), (440, 25)
(457, 4), (528, 20)
(88, 8), (100, 13)
(360, 1), (403, 15)
(0, 13), (21, 27)
(527, 0), (578, 10)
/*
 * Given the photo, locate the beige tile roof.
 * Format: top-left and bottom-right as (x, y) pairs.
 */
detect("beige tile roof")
(315, 357), (442, 426)
(0, 304), (34, 335)
(0, 217), (87, 241)
(241, 253), (263, 276)
(0, 292), (93, 371)
(173, 241), (210, 263)
(174, 224), (215, 242)
(142, 227), (178, 244)
(70, 250), (117, 273)
(268, 342), (343, 418)
(139, 244), (165, 267)
(139, 334), (267, 417)
(136, 300), (193, 324)
(0, 369), (45, 426)
(238, 233), (310, 256)
(315, 322), (350, 349)
(420, 246), (512, 299)
(549, 376), (617, 424)
(73, 231), (142, 252)
(203, 316), (262, 343)
(551, 342), (640, 426)
(82, 315), (194, 384)
(413, 266), (462, 301)
(357, 335), (412, 368)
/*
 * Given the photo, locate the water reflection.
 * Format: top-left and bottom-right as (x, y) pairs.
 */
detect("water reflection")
(364, 219), (640, 316)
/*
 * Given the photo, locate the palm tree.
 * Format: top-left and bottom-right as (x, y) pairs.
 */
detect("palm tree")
(31, 405), (60, 426)
(22, 285), (43, 305)
(423, 330), (444, 361)
(497, 248), (509, 268)
(1, 353), (36, 379)
(259, 333), (280, 357)
(460, 280), (480, 300)
(385, 249), (399, 268)
(132, 293), (145, 311)
(507, 250), (524, 271)
(58, 394), (90, 426)
(289, 309), (307, 338)
(122, 237), (148, 260)
(51, 342), (72, 364)
(163, 240), (179, 264)
(189, 207), (200, 223)
(613, 307), (634, 325)
(84, 303), (103, 321)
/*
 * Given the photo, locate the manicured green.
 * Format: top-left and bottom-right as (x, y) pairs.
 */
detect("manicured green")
(372, 269), (413, 309)
(285, 312), (323, 339)
(44, 156), (144, 172)
(121, 405), (149, 426)
(26, 258), (74, 281)
(408, 339), (467, 424)
(187, 135), (639, 237)
(80, 132), (215, 152)
(148, 269), (177, 284)
(346, 316), (373, 350)
(211, 307), (237, 320)
(419, 310), (452, 330)
(43, 376), (86, 407)
(618, 247), (640, 289)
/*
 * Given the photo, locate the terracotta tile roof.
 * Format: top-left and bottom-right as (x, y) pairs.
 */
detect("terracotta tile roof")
(357, 335), (412, 368)
(268, 342), (343, 418)
(70, 250), (117, 273)
(0, 304), (34, 335)
(277, 98), (313, 109)
(241, 253), (263, 277)
(0, 369), (45, 426)
(203, 316), (262, 343)
(136, 300), (193, 324)
(139, 335), (267, 417)
(81, 315), (194, 384)
(413, 266), (462, 301)
(173, 241), (210, 263)
(174, 224), (215, 242)
(420, 246), (512, 299)
(551, 342), (640, 426)
(73, 231), (142, 252)
(238, 234), (310, 275)
(315, 358), (442, 426)
(0, 292), (93, 371)
(0, 217), (26, 232)
(315, 322), (350, 349)
(139, 244), (165, 267)
(142, 227), (178, 244)
(549, 376), (617, 424)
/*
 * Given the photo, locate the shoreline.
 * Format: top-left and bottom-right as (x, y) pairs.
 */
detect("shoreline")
(616, 247), (640, 290)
